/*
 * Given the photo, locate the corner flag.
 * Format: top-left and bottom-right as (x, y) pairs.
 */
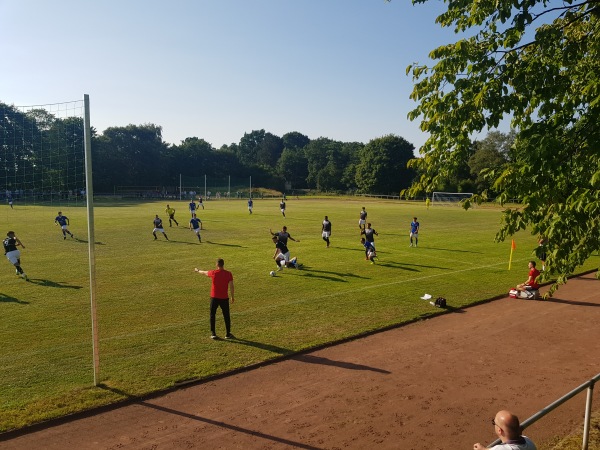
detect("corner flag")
(508, 239), (516, 270)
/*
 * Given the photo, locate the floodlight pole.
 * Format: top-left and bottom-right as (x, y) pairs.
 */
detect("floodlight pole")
(83, 95), (99, 386)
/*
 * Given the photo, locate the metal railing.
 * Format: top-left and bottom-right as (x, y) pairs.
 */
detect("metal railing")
(488, 373), (600, 449)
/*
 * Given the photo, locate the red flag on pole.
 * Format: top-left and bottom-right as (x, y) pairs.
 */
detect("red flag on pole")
(511, 239), (516, 250)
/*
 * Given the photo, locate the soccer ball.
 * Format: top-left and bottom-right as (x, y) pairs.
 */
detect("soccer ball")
(270, 271), (276, 277)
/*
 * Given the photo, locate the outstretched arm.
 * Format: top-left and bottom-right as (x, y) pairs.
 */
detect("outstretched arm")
(194, 268), (209, 276)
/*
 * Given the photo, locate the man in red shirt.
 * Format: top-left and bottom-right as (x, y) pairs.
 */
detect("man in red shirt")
(517, 260), (541, 292)
(195, 258), (235, 340)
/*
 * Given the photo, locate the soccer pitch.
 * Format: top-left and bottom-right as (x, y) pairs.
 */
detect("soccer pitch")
(1, 198), (597, 431)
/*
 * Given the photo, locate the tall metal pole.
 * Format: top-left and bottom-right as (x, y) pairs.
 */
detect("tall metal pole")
(179, 173), (182, 200)
(83, 95), (99, 386)
(249, 176), (252, 198)
(204, 174), (207, 199)
(228, 175), (230, 199)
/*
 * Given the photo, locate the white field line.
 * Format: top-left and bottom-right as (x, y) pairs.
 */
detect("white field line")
(0, 257), (531, 365)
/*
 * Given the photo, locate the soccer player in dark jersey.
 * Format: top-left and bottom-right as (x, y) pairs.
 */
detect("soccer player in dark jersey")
(361, 223), (378, 257)
(165, 204), (179, 227)
(54, 211), (74, 240)
(3, 231), (27, 279)
(189, 214), (202, 242)
(322, 216), (332, 248)
(248, 198), (253, 214)
(359, 207), (367, 231)
(269, 226), (299, 246)
(272, 235), (299, 270)
(279, 199), (286, 218)
(198, 196), (204, 210)
(152, 215), (169, 240)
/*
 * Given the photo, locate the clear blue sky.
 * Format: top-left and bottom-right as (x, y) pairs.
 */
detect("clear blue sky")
(1, 0), (457, 150)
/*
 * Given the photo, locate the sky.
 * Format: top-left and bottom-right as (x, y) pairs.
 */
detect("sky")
(1, 0), (459, 150)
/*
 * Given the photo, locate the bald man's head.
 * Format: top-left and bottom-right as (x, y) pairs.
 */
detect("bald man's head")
(494, 410), (522, 440)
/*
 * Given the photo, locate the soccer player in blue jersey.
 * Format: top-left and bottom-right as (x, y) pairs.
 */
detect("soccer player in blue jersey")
(409, 217), (420, 247)
(152, 215), (169, 240)
(54, 211), (74, 240)
(189, 214), (202, 242)
(360, 237), (376, 263)
(189, 199), (197, 217)
(248, 198), (253, 214)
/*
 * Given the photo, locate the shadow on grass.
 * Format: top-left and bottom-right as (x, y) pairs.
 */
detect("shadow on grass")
(418, 246), (483, 254)
(374, 261), (420, 271)
(0, 293), (29, 304)
(204, 241), (245, 248)
(26, 279), (83, 289)
(224, 338), (291, 355)
(72, 237), (106, 245)
(295, 266), (369, 282)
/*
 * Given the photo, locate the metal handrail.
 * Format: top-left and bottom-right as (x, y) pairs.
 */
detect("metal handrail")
(488, 373), (600, 449)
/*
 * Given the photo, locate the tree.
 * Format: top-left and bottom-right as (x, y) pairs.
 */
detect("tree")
(276, 148), (309, 189)
(468, 132), (512, 193)
(93, 124), (168, 189)
(282, 131), (310, 150)
(406, 0), (600, 293)
(355, 135), (415, 195)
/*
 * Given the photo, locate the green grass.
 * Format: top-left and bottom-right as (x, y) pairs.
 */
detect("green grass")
(1, 198), (598, 432)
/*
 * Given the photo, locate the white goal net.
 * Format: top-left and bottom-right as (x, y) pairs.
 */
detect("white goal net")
(431, 192), (474, 205)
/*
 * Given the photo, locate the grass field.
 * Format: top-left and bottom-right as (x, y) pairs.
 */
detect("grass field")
(1, 197), (598, 432)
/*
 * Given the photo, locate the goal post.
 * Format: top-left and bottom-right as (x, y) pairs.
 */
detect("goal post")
(431, 192), (474, 205)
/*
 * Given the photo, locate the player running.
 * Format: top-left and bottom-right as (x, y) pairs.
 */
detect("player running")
(55, 211), (74, 240)
(189, 213), (202, 242)
(152, 215), (169, 240)
(279, 199), (286, 218)
(361, 223), (378, 257)
(322, 216), (332, 248)
(270, 226), (299, 246)
(189, 199), (197, 217)
(165, 204), (179, 227)
(4, 231), (27, 279)
(248, 198), (253, 214)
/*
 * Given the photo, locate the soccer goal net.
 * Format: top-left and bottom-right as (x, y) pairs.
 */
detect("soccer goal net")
(1, 100), (86, 206)
(431, 192), (474, 205)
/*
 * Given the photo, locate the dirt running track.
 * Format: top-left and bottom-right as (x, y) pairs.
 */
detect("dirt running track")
(2, 273), (599, 450)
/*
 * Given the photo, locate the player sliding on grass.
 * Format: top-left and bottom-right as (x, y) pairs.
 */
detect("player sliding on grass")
(55, 211), (74, 240)
(361, 237), (376, 264)
(4, 231), (27, 280)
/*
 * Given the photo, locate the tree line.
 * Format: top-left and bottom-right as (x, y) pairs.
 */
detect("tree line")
(2, 101), (515, 197)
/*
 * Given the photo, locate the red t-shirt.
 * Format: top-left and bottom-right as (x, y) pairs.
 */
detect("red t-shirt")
(207, 269), (233, 299)
(528, 268), (540, 289)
